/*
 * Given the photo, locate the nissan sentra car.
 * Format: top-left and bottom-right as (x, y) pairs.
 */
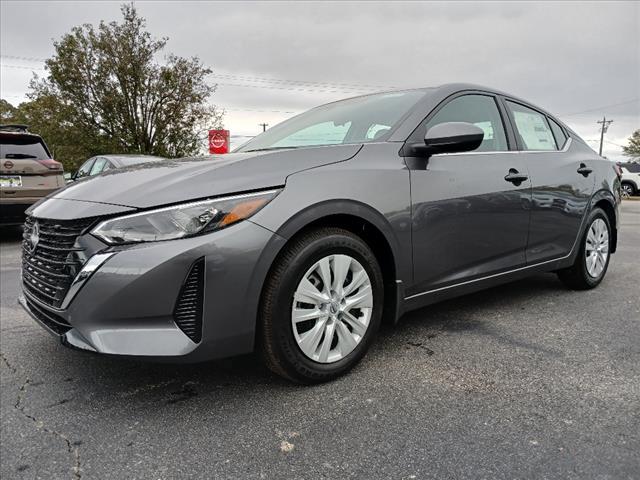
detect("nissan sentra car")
(19, 84), (621, 383)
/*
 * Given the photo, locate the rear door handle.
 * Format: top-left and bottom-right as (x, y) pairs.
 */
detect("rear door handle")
(504, 168), (528, 186)
(577, 163), (592, 177)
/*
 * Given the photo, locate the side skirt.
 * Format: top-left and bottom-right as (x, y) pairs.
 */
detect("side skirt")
(402, 255), (574, 313)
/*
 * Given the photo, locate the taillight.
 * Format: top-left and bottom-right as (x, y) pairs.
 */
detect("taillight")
(613, 163), (623, 178)
(38, 159), (63, 171)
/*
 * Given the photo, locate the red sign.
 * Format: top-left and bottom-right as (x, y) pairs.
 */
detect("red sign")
(208, 129), (230, 154)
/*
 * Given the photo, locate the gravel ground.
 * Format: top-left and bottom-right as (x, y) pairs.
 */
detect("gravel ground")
(1, 202), (639, 480)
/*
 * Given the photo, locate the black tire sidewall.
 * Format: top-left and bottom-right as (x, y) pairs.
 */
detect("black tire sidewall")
(267, 232), (384, 382)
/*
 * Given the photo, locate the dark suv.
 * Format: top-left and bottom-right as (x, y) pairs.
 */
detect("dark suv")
(1, 125), (64, 225)
(19, 84), (621, 383)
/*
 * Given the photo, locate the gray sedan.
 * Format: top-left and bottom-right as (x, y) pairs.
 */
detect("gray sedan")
(19, 84), (620, 383)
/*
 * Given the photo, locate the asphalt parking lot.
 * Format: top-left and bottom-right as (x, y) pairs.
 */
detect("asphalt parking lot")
(1, 202), (639, 480)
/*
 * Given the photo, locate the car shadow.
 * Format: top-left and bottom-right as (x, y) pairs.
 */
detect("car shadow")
(24, 272), (568, 410)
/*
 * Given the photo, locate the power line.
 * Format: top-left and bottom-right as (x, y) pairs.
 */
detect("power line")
(558, 98), (639, 117)
(208, 72), (394, 91)
(0, 54), (48, 63)
(0, 54), (392, 92)
(0, 64), (44, 71)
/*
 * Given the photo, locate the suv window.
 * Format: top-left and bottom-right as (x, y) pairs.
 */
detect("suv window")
(76, 158), (95, 179)
(506, 101), (556, 151)
(425, 95), (508, 152)
(548, 117), (567, 149)
(623, 162), (640, 173)
(0, 135), (51, 160)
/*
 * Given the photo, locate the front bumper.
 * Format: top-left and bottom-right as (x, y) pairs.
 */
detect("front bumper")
(19, 220), (286, 362)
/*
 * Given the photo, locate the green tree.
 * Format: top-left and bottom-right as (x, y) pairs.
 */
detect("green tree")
(29, 3), (222, 164)
(0, 98), (18, 123)
(622, 129), (640, 160)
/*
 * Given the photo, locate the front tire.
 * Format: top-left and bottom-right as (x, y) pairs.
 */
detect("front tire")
(557, 207), (611, 290)
(259, 228), (384, 383)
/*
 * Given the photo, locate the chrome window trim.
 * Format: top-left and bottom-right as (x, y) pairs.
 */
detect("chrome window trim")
(430, 137), (572, 158)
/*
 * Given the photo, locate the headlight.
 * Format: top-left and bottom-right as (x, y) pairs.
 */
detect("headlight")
(92, 189), (279, 244)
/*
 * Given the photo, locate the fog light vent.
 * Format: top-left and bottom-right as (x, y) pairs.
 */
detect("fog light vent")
(173, 258), (204, 343)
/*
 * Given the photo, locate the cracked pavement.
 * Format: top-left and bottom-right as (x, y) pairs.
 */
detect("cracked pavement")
(1, 202), (639, 479)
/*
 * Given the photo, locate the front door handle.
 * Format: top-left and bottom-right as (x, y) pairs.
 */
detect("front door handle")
(504, 168), (528, 186)
(577, 163), (592, 177)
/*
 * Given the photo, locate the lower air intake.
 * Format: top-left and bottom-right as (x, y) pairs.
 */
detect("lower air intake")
(173, 258), (205, 343)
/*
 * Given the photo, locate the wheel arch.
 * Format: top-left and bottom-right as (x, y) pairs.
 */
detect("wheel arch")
(265, 200), (405, 326)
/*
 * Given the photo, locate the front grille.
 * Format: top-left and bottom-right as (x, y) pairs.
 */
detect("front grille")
(22, 215), (96, 309)
(173, 258), (205, 343)
(25, 297), (71, 335)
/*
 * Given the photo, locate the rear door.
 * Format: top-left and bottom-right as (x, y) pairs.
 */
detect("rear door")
(502, 99), (595, 264)
(407, 93), (532, 294)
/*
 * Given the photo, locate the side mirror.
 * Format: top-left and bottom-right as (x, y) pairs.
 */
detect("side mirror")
(407, 122), (484, 157)
(64, 172), (75, 183)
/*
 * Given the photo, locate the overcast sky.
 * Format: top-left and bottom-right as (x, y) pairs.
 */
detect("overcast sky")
(1, 1), (638, 157)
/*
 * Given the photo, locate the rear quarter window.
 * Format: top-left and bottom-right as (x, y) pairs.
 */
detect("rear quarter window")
(548, 118), (568, 149)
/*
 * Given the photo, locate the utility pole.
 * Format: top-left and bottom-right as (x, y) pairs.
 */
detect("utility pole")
(597, 116), (613, 156)
(259, 123), (269, 132)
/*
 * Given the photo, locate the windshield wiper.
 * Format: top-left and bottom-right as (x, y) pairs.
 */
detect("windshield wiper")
(243, 146), (301, 153)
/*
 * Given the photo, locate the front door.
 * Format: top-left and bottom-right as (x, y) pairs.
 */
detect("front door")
(407, 93), (532, 295)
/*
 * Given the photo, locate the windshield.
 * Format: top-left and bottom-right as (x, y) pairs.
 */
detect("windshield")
(236, 90), (427, 152)
(0, 135), (51, 160)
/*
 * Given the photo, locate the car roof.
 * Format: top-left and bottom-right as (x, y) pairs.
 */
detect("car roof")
(97, 154), (165, 160)
(386, 82), (579, 143)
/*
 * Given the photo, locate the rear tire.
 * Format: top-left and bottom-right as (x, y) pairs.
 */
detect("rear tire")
(557, 208), (611, 290)
(259, 228), (384, 383)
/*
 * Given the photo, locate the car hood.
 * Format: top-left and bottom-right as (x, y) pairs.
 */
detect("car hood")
(54, 145), (362, 208)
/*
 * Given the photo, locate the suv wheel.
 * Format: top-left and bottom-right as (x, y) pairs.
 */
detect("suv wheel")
(259, 228), (383, 383)
(621, 182), (636, 198)
(557, 208), (611, 290)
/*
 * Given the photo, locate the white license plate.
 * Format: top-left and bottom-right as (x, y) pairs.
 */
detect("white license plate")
(0, 175), (22, 187)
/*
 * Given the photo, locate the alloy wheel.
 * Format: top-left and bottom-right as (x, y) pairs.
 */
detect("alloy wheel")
(585, 218), (609, 278)
(291, 254), (373, 363)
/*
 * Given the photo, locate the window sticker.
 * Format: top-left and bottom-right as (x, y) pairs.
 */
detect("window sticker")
(513, 111), (555, 150)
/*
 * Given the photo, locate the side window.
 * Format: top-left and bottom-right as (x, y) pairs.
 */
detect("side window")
(506, 101), (556, 151)
(89, 157), (108, 176)
(548, 118), (567, 149)
(75, 158), (95, 179)
(425, 95), (508, 152)
(102, 161), (114, 172)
